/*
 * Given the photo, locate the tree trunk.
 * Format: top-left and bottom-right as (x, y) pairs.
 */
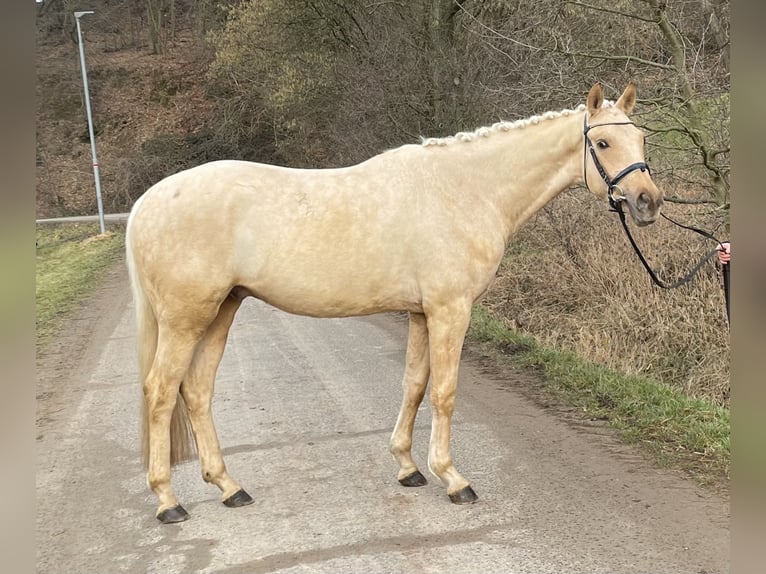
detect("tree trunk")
(700, 0), (729, 74)
(648, 0), (728, 206)
(427, 0), (462, 133)
(146, 0), (166, 54)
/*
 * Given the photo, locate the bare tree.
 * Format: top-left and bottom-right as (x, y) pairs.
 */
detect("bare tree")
(643, 0), (729, 207)
(146, 0), (176, 54)
(453, 0), (729, 210)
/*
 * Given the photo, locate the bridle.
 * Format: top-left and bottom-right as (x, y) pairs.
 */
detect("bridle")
(582, 112), (730, 325)
(582, 114), (650, 211)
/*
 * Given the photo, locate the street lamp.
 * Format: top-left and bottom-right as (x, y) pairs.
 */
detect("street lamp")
(74, 10), (106, 234)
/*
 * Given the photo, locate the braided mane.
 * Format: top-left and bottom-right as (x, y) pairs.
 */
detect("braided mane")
(420, 101), (616, 147)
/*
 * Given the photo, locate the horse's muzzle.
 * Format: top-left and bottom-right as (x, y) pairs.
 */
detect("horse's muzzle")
(626, 190), (663, 227)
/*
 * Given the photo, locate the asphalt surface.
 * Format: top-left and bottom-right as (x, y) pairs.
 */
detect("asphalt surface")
(36, 262), (730, 573)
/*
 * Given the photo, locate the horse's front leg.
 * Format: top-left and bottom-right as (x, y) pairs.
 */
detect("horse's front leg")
(425, 301), (478, 504)
(390, 312), (430, 487)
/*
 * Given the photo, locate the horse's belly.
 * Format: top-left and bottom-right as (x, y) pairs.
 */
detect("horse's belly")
(240, 264), (423, 318)
(249, 284), (423, 318)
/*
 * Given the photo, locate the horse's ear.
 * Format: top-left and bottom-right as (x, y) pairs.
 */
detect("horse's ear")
(586, 83), (604, 116)
(615, 81), (637, 114)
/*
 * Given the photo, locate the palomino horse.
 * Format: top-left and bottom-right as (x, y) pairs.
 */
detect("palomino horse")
(126, 82), (662, 523)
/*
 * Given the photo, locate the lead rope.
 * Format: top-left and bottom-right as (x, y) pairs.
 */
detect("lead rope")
(659, 211), (730, 326)
(722, 258), (730, 325)
(611, 200), (730, 326)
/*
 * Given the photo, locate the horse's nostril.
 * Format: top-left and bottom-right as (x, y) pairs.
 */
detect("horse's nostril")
(638, 192), (654, 210)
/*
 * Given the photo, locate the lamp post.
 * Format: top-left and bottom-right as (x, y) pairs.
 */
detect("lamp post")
(74, 10), (106, 234)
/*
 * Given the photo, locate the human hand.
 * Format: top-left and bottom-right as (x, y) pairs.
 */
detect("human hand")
(717, 242), (730, 265)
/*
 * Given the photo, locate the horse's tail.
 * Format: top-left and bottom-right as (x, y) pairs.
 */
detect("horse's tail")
(126, 200), (196, 469)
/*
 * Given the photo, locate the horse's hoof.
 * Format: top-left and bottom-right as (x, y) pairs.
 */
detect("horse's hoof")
(399, 470), (428, 487)
(449, 485), (479, 504)
(223, 489), (254, 508)
(156, 505), (190, 524)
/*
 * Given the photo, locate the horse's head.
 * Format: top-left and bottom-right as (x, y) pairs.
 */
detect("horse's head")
(583, 82), (663, 227)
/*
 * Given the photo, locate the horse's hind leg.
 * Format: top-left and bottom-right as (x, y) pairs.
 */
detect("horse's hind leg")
(390, 312), (430, 487)
(180, 294), (254, 508)
(425, 301), (478, 504)
(145, 323), (207, 523)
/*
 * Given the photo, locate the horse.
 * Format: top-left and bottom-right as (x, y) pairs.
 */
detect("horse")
(126, 82), (662, 523)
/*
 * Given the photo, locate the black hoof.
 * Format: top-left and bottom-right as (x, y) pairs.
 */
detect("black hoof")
(449, 485), (479, 504)
(399, 470), (428, 487)
(223, 489), (254, 508)
(157, 505), (189, 524)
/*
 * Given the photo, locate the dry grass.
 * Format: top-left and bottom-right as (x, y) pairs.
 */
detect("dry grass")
(36, 223), (126, 347)
(483, 188), (730, 406)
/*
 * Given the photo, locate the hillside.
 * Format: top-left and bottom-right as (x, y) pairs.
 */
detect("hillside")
(35, 1), (730, 410)
(36, 4), (212, 218)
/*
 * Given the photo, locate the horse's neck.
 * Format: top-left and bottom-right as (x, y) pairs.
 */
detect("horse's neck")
(458, 111), (585, 242)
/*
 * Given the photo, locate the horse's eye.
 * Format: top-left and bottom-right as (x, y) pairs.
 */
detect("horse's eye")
(596, 140), (609, 149)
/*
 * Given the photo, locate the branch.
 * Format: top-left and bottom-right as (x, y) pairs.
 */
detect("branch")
(663, 196), (721, 205)
(563, 0), (659, 24)
(664, 108), (728, 183)
(553, 45), (674, 70)
(336, 1), (371, 48)
(644, 125), (693, 136)
(456, 0), (672, 71)
(453, 1), (543, 52)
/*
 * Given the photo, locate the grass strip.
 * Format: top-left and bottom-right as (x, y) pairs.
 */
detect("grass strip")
(468, 305), (729, 486)
(36, 223), (126, 348)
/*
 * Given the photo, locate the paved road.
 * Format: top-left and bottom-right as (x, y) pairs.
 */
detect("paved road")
(36, 262), (730, 574)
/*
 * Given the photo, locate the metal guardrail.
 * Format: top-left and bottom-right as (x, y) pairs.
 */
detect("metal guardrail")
(35, 213), (130, 225)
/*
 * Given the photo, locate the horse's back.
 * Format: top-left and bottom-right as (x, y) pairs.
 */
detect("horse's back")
(128, 159), (436, 316)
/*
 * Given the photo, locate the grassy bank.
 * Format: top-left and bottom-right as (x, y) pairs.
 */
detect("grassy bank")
(484, 189), (730, 407)
(36, 223), (126, 347)
(468, 305), (730, 487)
